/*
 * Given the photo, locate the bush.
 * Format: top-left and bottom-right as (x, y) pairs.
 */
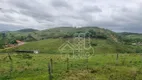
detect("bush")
(15, 54), (33, 59)
(22, 54), (33, 59)
(91, 42), (97, 46)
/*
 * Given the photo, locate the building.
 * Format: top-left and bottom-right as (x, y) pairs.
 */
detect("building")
(16, 40), (25, 46)
(15, 50), (39, 54)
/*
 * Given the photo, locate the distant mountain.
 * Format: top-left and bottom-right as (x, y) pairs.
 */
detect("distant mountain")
(119, 32), (142, 35)
(1, 26), (141, 49)
(119, 32), (142, 39)
(17, 28), (39, 32)
(0, 24), (24, 32)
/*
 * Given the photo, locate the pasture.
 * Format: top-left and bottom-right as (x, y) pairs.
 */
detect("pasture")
(0, 53), (142, 80)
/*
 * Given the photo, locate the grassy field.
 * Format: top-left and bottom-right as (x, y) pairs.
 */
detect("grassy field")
(0, 38), (130, 54)
(0, 38), (142, 80)
(1, 53), (142, 80)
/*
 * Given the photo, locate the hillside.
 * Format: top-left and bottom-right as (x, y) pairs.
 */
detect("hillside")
(119, 32), (142, 45)
(1, 27), (142, 80)
(0, 27), (121, 48)
(17, 28), (39, 32)
(119, 32), (142, 39)
(0, 38), (139, 54)
(1, 27), (142, 53)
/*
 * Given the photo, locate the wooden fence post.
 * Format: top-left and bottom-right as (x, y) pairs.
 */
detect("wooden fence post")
(116, 53), (119, 65)
(48, 63), (52, 80)
(67, 58), (69, 72)
(86, 56), (89, 70)
(50, 58), (53, 73)
(116, 53), (119, 60)
(8, 53), (13, 77)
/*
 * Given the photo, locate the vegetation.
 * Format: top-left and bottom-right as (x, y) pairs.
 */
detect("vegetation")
(1, 27), (141, 53)
(0, 38), (139, 54)
(1, 27), (142, 79)
(1, 53), (142, 80)
(0, 27), (120, 48)
(119, 32), (142, 44)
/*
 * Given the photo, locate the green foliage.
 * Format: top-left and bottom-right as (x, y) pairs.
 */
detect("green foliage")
(17, 28), (38, 32)
(22, 54), (33, 59)
(0, 27), (119, 46)
(15, 54), (33, 59)
(135, 46), (142, 53)
(91, 42), (97, 46)
(0, 54), (142, 80)
(119, 32), (142, 44)
(0, 27), (142, 53)
(1, 38), (142, 54)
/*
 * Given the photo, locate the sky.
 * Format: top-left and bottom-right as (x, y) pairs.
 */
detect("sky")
(0, 0), (142, 32)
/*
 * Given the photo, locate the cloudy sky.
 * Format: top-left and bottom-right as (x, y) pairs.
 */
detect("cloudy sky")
(0, 0), (142, 32)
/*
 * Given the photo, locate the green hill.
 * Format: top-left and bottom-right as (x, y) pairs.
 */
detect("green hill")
(1, 27), (120, 41)
(119, 32), (142, 45)
(0, 27), (121, 48)
(17, 28), (39, 32)
(0, 27), (142, 54)
(119, 32), (142, 39)
(0, 38), (138, 54)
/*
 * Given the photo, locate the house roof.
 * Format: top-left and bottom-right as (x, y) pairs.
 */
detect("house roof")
(58, 41), (74, 51)
(16, 40), (24, 43)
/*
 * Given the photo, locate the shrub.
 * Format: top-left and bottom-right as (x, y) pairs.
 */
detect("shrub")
(22, 54), (33, 59)
(15, 54), (33, 59)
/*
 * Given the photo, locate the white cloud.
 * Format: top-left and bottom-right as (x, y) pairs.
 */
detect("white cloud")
(0, 0), (142, 32)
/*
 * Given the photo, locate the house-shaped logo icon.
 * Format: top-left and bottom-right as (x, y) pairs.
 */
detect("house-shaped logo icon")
(58, 33), (94, 59)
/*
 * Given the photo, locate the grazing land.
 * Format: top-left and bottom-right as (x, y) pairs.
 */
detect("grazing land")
(0, 53), (142, 80)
